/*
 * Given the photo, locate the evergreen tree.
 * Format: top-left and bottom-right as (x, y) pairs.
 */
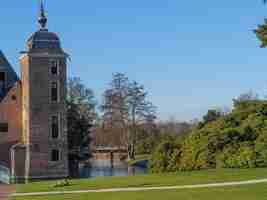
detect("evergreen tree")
(67, 77), (97, 176)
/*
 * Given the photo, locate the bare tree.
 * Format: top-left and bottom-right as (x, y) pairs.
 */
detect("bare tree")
(234, 90), (259, 103)
(101, 73), (156, 159)
(101, 73), (129, 148)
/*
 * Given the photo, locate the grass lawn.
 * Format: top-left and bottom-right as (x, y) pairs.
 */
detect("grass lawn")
(13, 183), (267, 200)
(15, 168), (267, 193)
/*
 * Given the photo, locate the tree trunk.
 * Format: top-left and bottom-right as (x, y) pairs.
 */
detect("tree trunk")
(131, 142), (135, 160)
(127, 143), (135, 160)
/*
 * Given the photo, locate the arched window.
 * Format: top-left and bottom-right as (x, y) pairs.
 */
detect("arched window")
(50, 60), (59, 75)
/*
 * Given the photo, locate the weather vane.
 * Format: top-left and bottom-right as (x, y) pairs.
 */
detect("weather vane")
(38, 0), (47, 29)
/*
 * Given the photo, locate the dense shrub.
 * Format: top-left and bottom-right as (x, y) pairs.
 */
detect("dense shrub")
(150, 139), (182, 173)
(150, 100), (267, 172)
(54, 179), (72, 188)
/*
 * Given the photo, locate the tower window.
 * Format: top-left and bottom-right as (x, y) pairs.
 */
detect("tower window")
(51, 115), (59, 139)
(11, 95), (16, 101)
(0, 72), (6, 81)
(50, 60), (59, 75)
(0, 72), (6, 94)
(33, 144), (40, 152)
(0, 123), (8, 132)
(51, 81), (59, 102)
(51, 149), (60, 162)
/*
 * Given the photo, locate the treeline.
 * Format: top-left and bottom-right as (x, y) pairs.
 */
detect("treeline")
(67, 75), (267, 174)
(150, 93), (267, 172)
(67, 73), (194, 162)
(93, 118), (194, 155)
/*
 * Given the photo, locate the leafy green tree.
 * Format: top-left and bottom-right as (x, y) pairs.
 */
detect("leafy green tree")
(254, 1), (267, 46)
(150, 99), (267, 172)
(255, 19), (267, 48)
(197, 109), (223, 129)
(150, 139), (182, 173)
(203, 109), (223, 124)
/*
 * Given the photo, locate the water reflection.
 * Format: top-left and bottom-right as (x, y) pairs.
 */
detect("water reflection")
(79, 159), (148, 178)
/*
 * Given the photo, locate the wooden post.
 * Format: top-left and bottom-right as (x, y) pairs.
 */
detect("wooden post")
(110, 152), (114, 168)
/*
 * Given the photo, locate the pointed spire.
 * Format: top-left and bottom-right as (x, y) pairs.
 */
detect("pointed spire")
(38, 0), (47, 30)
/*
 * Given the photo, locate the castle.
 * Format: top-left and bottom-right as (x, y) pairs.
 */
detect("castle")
(0, 2), (69, 182)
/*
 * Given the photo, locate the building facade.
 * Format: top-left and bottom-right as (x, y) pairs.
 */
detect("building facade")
(0, 2), (69, 182)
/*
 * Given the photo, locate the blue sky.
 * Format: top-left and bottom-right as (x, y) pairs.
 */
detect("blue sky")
(1, 0), (267, 121)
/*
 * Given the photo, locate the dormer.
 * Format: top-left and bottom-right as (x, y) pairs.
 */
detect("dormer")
(0, 51), (19, 100)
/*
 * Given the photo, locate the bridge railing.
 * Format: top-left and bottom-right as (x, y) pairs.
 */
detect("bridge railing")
(0, 163), (10, 184)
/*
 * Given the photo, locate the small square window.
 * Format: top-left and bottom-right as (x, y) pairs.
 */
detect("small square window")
(0, 123), (8, 132)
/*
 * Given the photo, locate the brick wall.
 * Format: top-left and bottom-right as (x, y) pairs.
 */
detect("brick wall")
(0, 82), (22, 168)
(21, 53), (68, 179)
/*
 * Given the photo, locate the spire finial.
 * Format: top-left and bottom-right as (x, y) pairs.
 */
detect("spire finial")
(38, 0), (47, 30)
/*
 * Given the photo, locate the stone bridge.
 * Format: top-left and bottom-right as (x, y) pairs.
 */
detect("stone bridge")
(91, 147), (128, 167)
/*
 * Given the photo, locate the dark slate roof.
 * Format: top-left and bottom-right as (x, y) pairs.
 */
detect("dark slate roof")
(27, 29), (62, 52)
(0, 51), (19, 100)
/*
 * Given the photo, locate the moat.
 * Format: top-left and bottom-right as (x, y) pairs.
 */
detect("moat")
(79, 159), (148, 178)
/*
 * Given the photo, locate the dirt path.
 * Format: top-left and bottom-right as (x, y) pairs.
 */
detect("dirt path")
(11, 178), (267, 197)
(0, 184), (15, 200)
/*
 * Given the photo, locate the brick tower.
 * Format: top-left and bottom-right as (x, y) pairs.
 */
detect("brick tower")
(20, 1), (68, 179)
